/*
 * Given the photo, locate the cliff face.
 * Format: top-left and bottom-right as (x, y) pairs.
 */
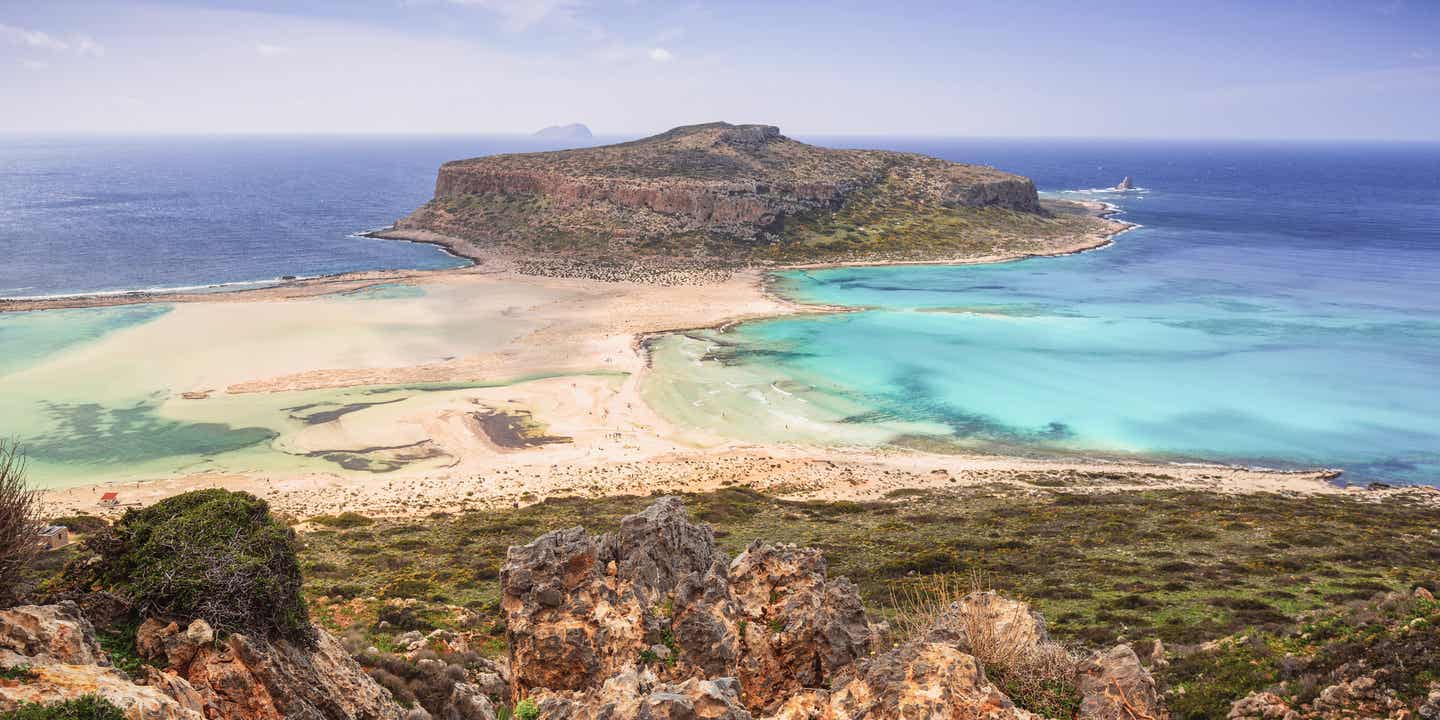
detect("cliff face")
(395, 122), (1045, 264)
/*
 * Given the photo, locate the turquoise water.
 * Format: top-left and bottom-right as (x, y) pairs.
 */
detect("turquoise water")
(650, 141), (1440, 485)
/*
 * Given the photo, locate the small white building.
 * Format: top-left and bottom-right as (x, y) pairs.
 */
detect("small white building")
(37, 525), (70, 551)
(99, 492), (119, 507)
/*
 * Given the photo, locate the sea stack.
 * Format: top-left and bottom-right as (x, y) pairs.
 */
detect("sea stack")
(1115, 176), (1135, 190)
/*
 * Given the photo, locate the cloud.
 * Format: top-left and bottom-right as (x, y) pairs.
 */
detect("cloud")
(21, 59), (49, 71)
(256, 43), (291, 57)
(0, 23), (104, 56)
(444, 0), (583, 31)
(1412, 48), (1433, 61)
(648, 47), (673, 62)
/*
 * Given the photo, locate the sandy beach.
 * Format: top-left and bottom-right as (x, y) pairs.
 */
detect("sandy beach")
(15, 202), (1406, 521)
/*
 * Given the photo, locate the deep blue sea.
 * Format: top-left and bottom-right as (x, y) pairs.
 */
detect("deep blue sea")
(0, 135), (597, 297)
(2, 135), (1438, 484)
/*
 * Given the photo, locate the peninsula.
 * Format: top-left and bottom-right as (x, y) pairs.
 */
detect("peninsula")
(378, 122), (1125, 281)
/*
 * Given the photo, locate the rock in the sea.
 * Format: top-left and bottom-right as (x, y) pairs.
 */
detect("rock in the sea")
(399, 122), (1046, 266)
(1115, 176), (1134, 190)
(533, 123), (593, 140)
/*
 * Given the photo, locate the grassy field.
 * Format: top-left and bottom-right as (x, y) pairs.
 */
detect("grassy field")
(36, 482), (1438, 717)
(296, 484), (1437, 644)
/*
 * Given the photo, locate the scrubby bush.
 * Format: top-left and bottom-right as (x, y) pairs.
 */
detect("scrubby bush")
(309, 512), (374, 529)
(0, 440), (42, 608)
(86, 489), (314, 644)
(0, 696), (126, 720)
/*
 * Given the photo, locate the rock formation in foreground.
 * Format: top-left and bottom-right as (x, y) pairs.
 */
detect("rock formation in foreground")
(0, 602), (404, 720)
(498, 497), (1168, 719)
(389, 122), (1116, 275)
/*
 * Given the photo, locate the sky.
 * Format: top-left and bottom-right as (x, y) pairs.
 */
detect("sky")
(0, 0), (1437, 139)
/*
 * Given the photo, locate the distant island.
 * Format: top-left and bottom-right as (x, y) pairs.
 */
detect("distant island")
(380, 122), (1127, 280)
(533, 122), (593, 139)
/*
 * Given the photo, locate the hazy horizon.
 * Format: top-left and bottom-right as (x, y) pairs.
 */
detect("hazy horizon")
(2, 0), (1437, 140)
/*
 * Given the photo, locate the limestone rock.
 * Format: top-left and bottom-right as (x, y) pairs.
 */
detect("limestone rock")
(137, 617), (405, 720)
(0, 602), (108, 667)
(0, 664), (203, 720)
(1229, 691), (1298, 719)
(442, 682), (497, 720)
(822, 641), (1038, 720)
(1115, 176), (1135, 190)
(530, 667), (753, 720)
(1076, 645), (1167, 720)
(500, 497), (869, 713)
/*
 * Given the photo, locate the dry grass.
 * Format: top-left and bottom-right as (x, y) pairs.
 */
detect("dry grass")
(891, 572), (1082, 717)
(0, 439), (42, 608)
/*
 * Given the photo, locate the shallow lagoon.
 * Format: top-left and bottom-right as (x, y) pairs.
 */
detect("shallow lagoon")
(646, 142), (1440, 485)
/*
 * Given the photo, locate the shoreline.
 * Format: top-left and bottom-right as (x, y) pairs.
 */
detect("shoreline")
(0, 198), (1131, 313)
(15, 197), (1387, 517)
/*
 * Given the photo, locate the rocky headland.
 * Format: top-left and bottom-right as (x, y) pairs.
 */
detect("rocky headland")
(380, 122), (1125, 281)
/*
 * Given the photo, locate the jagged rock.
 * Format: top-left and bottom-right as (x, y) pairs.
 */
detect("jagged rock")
(1229, 691), (1298, 719)
(821, 640), (1038, 720)
(442, 682), (496, 720)
(726, 541), (869, 707)
(499, 498), (1167, 720)
(1419, 687), (1440, 720)
(501, 497), (869, 713)
(531, 667), (753, 720)
(0, 605), (203, 720)
(0, 602), (107, 667)
(0, 664), (203, 720)
(1115, 176), (1135, 190)
(1076, 645), (1167, 720)
(136, 617), (405, 720)
(0, 599), (106, 665)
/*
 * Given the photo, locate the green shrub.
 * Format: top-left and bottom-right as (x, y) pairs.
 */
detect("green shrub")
(86, 489), (313, 645)
(309, 512), (374, 529)
(0, 696), (126, 720)
(514, 698), (539, 720)
(0, 664), (34, 680)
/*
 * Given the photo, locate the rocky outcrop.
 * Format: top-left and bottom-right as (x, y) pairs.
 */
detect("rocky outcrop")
(1, 602), (201, 720)
(135, 617), (405, 720)
(0, 602), (106, 667)
(500, 497), (1169, 720)
(1076, 645), (1165, 720)
(0, 598), (406, 720)
(1115, 176), (1134, 190)
(500, 497), (871, 714)
(396, 122), (1045, 262)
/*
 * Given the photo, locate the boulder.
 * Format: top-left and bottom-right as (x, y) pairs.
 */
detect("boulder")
(136, 616), (405, 720)
(821, 640), (1039, 720)
(0, 664), (203, 720)
(1076, 645), (1167, 720)
(530, 667), (753, 720)
(1228, 691), (1297, 719)
(500, 497), (869, 713)
(0, 602), (107, 667)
